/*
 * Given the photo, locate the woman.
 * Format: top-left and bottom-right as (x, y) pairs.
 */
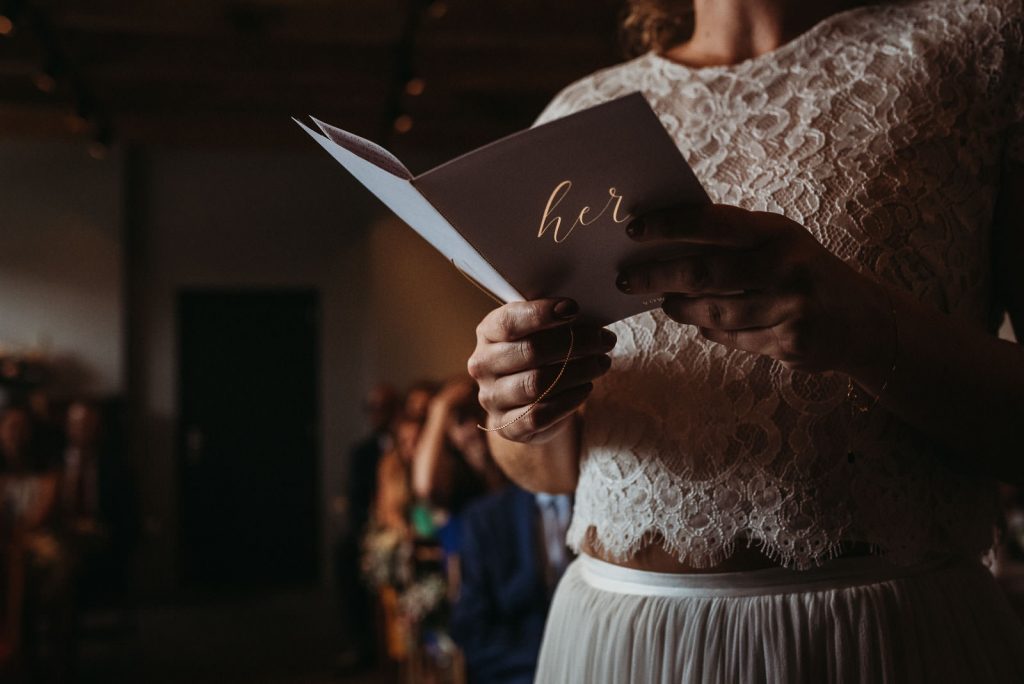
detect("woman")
(0, 406), (61, 672)
(467, 0), (1024, 680)
(412, 377), (507, 515)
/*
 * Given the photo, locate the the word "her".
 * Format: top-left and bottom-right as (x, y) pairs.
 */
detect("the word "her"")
(537, 180), (631, 243)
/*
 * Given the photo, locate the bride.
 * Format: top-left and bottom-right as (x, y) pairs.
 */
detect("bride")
(466, 0), (1024, 681)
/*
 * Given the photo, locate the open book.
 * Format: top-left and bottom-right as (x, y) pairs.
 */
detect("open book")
(296, 92), (709, 325)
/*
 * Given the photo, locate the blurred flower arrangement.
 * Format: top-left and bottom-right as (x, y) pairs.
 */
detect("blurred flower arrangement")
(399, 573), (447, 623)
(361, 525), (413, 589)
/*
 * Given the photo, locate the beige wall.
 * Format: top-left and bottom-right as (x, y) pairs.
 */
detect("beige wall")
(0, 140), (124, 398)
(366, 215), (495, 388)
(130, 147), (494, 591)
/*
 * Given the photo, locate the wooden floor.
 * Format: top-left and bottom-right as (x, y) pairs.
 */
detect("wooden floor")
(77, 590), (396, 684)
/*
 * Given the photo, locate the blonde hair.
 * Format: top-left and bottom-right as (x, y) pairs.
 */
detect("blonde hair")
(620, 0), (695, 56)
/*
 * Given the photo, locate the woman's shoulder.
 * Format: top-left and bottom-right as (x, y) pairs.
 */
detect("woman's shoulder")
(923, 0), (1023, 123)
(531, 54), (656, 128)
(903, 0), (1022, 51)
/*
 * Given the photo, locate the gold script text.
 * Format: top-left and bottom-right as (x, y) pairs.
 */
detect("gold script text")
(537, 180), (632, 243)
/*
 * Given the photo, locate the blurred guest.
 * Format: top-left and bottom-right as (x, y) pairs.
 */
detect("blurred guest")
(0, 405), (61, 678)
(412, 378), (505, 516)
(411, 377), (509, 606)
(374, 413), (421, 538)
(1, 406), (36, 474)
(337, 383), (397, 669)
(363, 411), (424, 663)
(58, 401), (136, 600)
(402, 380), (439, 424)
(450, 484), (572, 684)
(346, 384), (399, 540)
(27, 391), (65, 470)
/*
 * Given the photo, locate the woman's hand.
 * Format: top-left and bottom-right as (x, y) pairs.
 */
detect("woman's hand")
(616, 203), (892, 375)
(467, 299), (617, 444)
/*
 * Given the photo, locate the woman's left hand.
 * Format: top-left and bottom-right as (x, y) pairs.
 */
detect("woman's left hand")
(615, 203), (892, 374)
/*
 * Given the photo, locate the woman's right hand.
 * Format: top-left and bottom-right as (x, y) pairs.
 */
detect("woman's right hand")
(467, 298), (617, 444)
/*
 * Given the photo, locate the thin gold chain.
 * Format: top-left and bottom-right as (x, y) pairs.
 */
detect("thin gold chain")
(449, 260), (577, 435)
(477, 326), (575, 433)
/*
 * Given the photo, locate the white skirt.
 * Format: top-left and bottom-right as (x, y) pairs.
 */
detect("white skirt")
(535, 553), (1024, 683)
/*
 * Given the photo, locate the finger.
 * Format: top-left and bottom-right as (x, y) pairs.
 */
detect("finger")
(475, 325), (616, 377)
(697, 325), (788, 359)
(617, 250), (779, 295)
(662, 293), (795, 330)
(477, 299), (579, 343)
(492, 382), (594, 442)
(626, 203), (777, 248)
(516, 412), (579, 444)
(486, 354), (611, 410)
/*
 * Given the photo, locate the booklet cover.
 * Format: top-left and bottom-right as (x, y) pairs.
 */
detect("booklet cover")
(296, 92), (709, 325)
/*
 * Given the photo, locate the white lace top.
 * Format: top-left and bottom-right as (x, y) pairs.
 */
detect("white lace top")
(533, 0), (1024, 569)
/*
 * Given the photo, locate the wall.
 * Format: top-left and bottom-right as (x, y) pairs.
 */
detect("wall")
(366, 216), (495, 387)
(0, 140), (124, 397)
(130, 146), (492, 592)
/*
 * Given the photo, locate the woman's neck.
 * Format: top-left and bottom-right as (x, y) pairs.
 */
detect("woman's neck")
(668, 0), (866, 67)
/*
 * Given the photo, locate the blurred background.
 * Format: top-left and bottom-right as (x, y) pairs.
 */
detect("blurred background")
(0, 0), (621, 682)
(2, 1), (1024, 683)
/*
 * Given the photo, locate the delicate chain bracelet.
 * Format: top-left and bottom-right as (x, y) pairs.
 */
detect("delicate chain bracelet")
(478, 326), (575, 433)
(847, 282), (898, 414)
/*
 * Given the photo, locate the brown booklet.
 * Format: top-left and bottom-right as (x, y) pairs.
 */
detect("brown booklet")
(296, 92), (708, 325)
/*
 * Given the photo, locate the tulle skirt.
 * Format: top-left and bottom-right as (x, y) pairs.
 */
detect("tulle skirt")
(534, 552), (1024, 683)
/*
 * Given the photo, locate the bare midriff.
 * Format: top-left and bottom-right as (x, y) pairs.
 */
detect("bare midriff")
(581, 534), (873, 573)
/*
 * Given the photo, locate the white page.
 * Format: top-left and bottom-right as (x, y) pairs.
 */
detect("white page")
(294, 118), (523, 304)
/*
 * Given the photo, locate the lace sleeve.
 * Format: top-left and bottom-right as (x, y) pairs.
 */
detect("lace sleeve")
(531, 77), (605, 128)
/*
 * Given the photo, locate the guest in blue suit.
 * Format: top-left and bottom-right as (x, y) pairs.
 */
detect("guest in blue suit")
(451, 484), (571, 684)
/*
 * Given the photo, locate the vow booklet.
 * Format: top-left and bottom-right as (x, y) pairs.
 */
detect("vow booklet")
(296, 92), (709, 325)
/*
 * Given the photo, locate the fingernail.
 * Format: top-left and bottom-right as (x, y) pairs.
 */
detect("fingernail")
(615, 274), (632, 294)
(600, 329), (617, 347)
(553, 299), (578, 319)
(597, 355), (612, 370)
(626, 218), (645, 238)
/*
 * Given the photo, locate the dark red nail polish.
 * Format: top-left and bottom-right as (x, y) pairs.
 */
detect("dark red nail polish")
(626, 218), (645, 238)
(553, 299), (578, 319)
(600, 329), (617, 347)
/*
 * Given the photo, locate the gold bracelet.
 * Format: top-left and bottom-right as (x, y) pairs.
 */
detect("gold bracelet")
(847, 283), (898, 413)
(478, 326), (575, 433)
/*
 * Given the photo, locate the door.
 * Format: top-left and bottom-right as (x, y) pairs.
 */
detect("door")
(178, 290), (319, 589)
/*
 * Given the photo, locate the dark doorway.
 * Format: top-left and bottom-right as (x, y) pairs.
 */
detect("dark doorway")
(177, 290), (319, 590)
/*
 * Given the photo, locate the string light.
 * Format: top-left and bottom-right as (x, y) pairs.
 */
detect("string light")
(393, 114), (413, 134)
(427, 1), (447, 19)
(33, 71), (56, 93)
(0, 0), (20, 36)
(87, 141), (108, 160)
(65, 112), (89, 134)
(404, 77), (425, 96)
